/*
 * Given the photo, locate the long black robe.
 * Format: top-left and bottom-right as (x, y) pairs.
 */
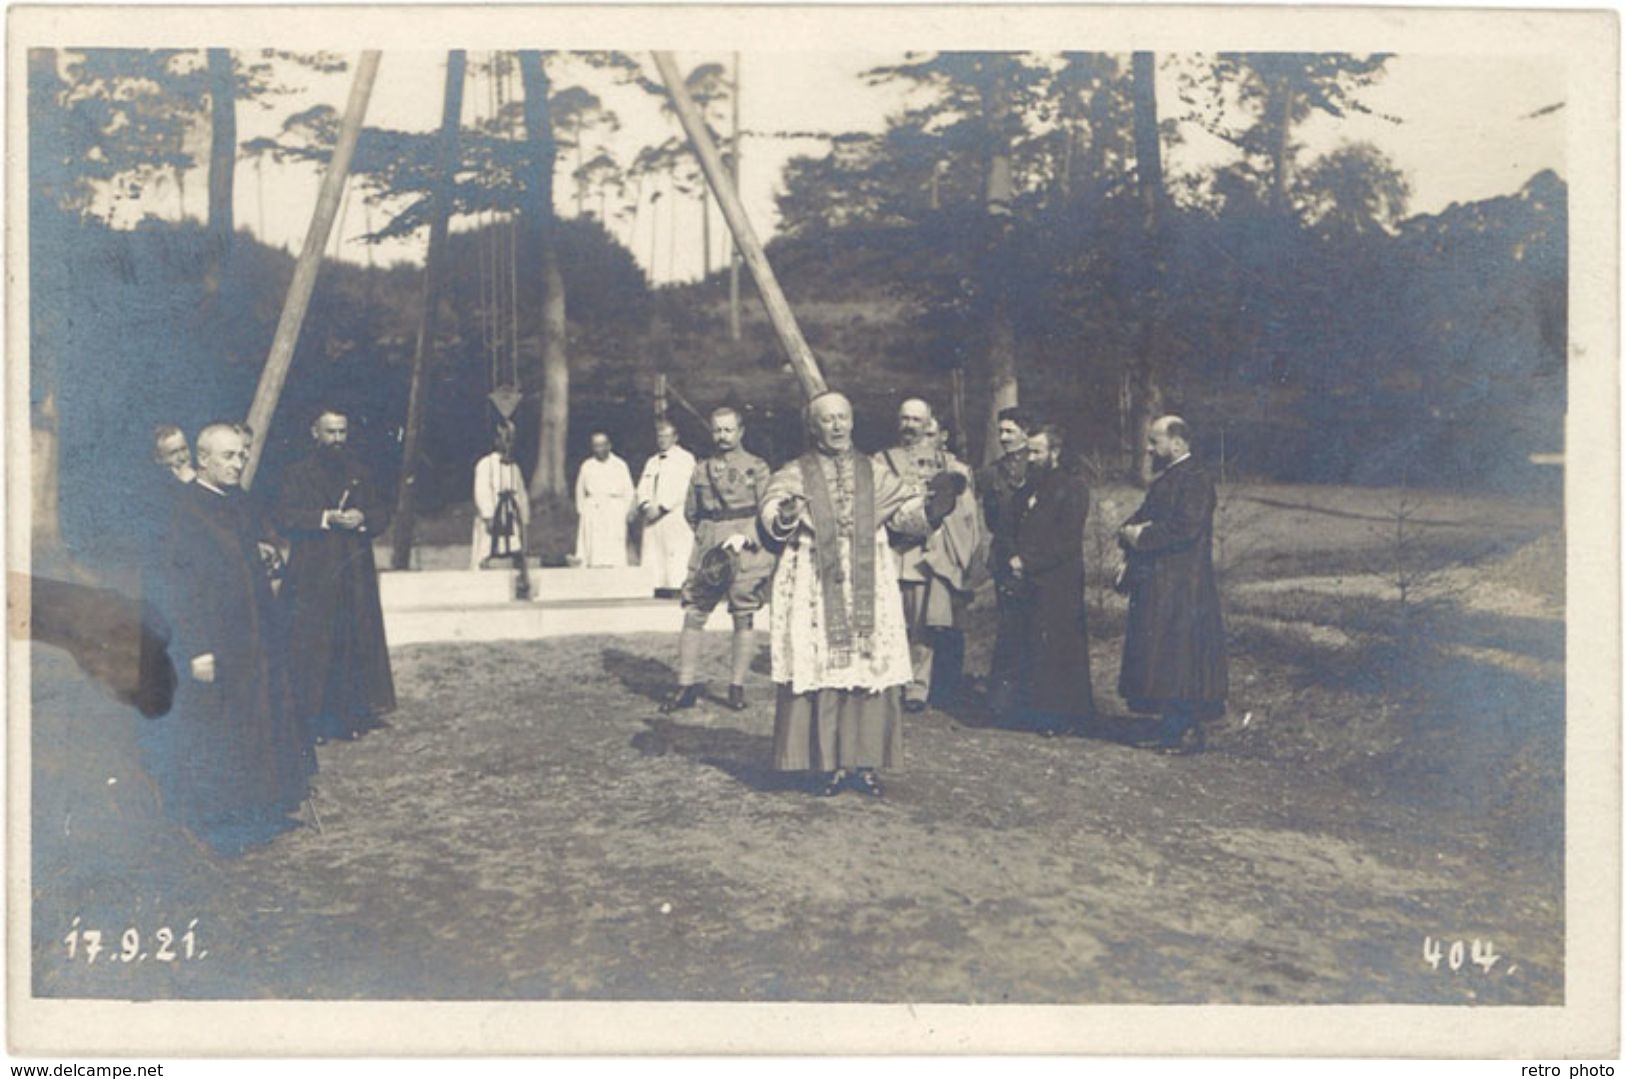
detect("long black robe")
(274, 448), (396, 738)
(977, 449), (1031, 707)
(141, 482), (314, 853)
(1117, 457), (1228, 713)
(1010, 465), (1095, 724)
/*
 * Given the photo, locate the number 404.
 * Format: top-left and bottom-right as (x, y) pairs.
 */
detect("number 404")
(1424, 936), (1501, 973)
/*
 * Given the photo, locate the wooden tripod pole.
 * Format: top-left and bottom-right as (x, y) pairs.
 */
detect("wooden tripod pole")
(242, 51), (382, 490)
(650, 51), (825, 399)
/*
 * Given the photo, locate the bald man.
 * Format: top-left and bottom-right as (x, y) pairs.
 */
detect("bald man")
(1117, 415), (1229, 754)
(759, 392), (964, 797)
(636, 419), (697, 595)
(141, 423), (314, 853)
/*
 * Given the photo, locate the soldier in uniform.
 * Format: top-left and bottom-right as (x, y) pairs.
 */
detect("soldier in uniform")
(874, 398), (980, 711)
(661, 406), (776, 713)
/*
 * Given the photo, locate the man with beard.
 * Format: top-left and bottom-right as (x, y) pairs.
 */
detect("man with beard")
(1117, 415), (1228, 754)
(874, 398), (980, 711)
(760, 392), (964, 797)
(1006, 424), (1095, 736)
(661, 406), (774, 713)
(274, 408), (396, 743)
(636, 419), (697, 597)
(976, 405), (1038, 717)
(142, 423), (314, 853)
(573, 431), (635, 568)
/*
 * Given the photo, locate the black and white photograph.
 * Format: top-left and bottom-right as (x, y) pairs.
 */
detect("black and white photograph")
(7, 2), (1618, 1060)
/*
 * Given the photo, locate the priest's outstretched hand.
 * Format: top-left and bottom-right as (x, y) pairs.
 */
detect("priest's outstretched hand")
(774, 495), (804, 533)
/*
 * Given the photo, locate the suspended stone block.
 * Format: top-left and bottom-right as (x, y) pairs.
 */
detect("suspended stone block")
(489, 385), (523, 419)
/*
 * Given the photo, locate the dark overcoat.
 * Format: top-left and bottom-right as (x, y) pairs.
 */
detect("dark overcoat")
(275, 449), (396, 733)
(142, 483), (314, 849)
(1117, 457), (1229, 711)
(1011, 466), (1095, 719)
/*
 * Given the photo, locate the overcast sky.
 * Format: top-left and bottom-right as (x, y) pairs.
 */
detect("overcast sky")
(91, 51), (1566, 283)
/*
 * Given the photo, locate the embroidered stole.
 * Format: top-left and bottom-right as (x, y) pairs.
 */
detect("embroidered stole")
(798, 451), (876, 667)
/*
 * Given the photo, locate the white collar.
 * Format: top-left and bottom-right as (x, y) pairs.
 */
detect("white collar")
(196, 478), (230, 497)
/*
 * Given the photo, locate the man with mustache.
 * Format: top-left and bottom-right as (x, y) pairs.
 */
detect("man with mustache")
(1117, 415), (1229, 754)
(874, 397), (980, 712)
(274, 408), (396, 744)
(976, 405), (1038, 718)
(152, 425), (196, 485)
(661, 406), (775, 713)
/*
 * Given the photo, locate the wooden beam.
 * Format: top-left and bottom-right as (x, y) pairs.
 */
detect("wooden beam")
(241, 51), (382, 490)
(650, 51), (825, 400)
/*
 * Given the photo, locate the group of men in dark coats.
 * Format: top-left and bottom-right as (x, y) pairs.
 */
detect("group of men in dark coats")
(980, 408), (1228, 754)
(140, 409), (395, 854)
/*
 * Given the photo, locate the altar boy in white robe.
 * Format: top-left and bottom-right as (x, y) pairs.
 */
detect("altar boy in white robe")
(471, 423), (530, 571)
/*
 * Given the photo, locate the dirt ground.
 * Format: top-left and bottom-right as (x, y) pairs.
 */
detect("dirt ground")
(29, 484), (1563, 1004)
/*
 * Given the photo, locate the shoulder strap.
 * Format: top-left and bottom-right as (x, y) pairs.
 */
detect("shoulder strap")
(706, 456), (728, 507)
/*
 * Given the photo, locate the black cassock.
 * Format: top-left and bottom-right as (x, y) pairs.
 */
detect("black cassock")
(1117, 457), (1228, 714)
(142, 482), (314, 854)
(1010, 465), (1096, 726)
(275, 448), (396, 739)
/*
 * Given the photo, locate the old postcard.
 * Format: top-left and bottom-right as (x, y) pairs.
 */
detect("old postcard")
(6, 2), (1619, 1059)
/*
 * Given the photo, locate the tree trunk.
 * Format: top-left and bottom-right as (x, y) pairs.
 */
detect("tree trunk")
(519, 50), (570, 500)
(574, 116), (585, 219)
(204, 47), (236, 293)
(701, 184), (712, 278)
(1270, 71), (1295, 216)
(728, 50), (742, 341)
(1129, 50), (1165, 486)
(1131, 52), (1164, 226)
(1083, 76), (1114, 200)
(979, 63), (1019, 467)
(646, 192), (658, 283)
(390, 49), (466, 571)
(1056, 124), (1073, 202)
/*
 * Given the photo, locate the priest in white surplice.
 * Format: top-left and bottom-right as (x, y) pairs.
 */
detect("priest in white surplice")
(573, 431), (635, 568)
(758, 391), (965, 799)
(634, 419), (696, 594)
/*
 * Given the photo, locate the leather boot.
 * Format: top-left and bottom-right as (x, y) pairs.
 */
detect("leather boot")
(726, 684), (747, 711)
(660, 684), (702, 713)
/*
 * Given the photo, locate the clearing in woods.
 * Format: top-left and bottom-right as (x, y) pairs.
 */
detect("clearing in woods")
(31, 483), (1563, 1003)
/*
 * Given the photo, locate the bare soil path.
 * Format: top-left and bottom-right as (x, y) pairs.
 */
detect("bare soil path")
(32, 623), (1560, 1004)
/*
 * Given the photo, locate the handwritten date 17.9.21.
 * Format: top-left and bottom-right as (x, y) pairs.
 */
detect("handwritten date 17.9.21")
(63, 917), (207, 965)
